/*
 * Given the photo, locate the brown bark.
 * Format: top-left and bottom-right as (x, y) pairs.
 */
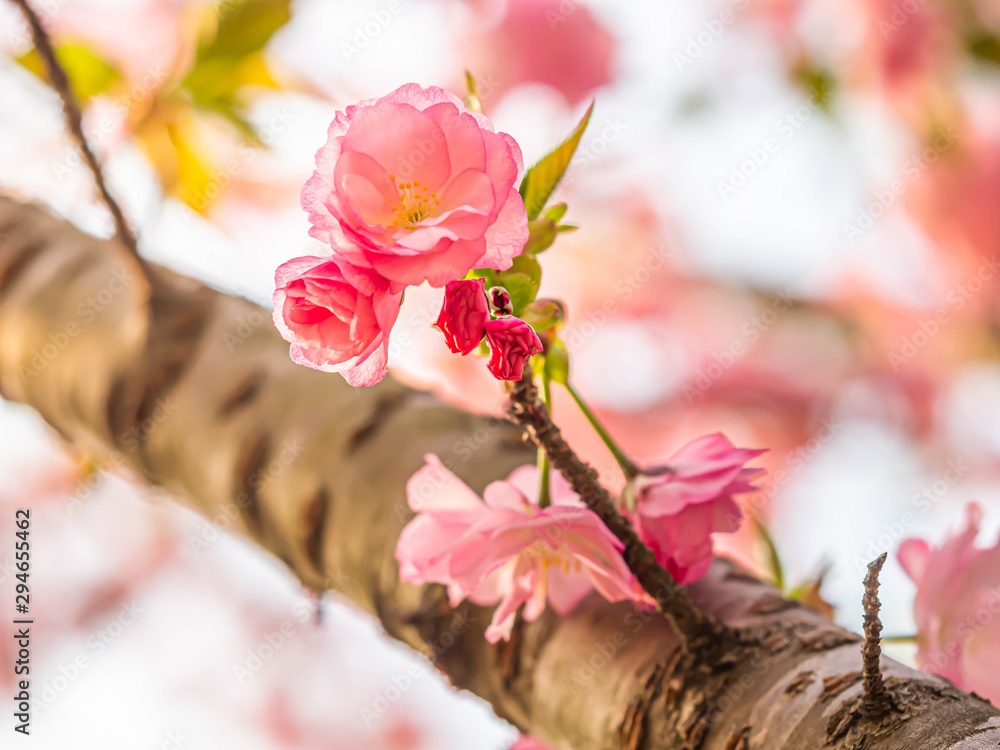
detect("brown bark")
(1, 194), (999, 749)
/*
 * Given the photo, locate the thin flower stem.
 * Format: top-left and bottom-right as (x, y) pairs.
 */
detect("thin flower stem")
(564, 381), (640, 480)
(507, 366), (736, 657)
(537, 364), (553, 508)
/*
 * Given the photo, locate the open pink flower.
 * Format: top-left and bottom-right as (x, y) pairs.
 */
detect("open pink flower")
(435, 278), (490, 354)
(396, 455), (640, 642)
(302, 83), (529, 291)
(272, 256), (402, 386)
(630, 434), (765, 583)
(485, 317), (543, 381)
(898, 504), (1000, 704)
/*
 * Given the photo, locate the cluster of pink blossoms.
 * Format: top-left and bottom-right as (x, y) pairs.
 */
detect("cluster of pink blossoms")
(278, 82), (768, 643)
(273, 83), (537, 386)
(396, 435), (763, 641)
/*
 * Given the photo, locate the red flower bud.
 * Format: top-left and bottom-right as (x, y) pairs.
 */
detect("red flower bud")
(484, 317), (543, 381)
(489, 286), (513, 316)
(435, 278), (490, 355)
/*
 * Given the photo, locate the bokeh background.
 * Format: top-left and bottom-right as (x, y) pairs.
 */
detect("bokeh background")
(2, 0), (1000, 746)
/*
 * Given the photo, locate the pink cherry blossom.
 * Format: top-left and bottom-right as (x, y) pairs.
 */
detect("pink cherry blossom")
(396, 455), (640, 642)
(898, 504), (1000, 704)
(461, 0), (617, 106)
(631, 434), (765, 583)
(435, 278), (490, 355)
(272, 256), (402, 386)
(484, 317), (543, 381)
(301, 83), (529, 291)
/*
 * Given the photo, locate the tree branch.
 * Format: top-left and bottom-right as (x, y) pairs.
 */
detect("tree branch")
(10, 0), (138, 255)
(508, 367), (735, 658)
(1, 194), (999, 750)
(862, 553), (898, 719)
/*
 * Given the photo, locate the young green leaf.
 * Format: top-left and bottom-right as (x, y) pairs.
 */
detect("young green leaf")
(523, 219), (557, 255)
(518, 101), (594, 220)
(196, 0), (292, 61)
(544, 202), (569, 222)
(465, 268), (498, 287)
(544, 338), (570, 386)
(521, 299), (565, 333)
(17, 43), (121, 101)
(180, 0), (290, 138)
(464, 70), (483, 113)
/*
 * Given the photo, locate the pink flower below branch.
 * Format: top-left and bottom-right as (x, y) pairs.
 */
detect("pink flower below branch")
(396, 455), (643, 642)
(630, 433), (766, 583)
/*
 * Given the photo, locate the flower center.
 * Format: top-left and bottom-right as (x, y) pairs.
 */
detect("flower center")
(387, 176), (442, 229)
(525, 540), (582, 575)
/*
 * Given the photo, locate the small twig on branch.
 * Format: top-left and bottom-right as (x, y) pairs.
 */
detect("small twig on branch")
(11, 0), (138, 256)
(507, 365), (736, 655)
(862, 553), (897, 718)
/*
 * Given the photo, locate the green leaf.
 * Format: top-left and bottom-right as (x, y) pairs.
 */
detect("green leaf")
(786, 563), (835, 620)
(752, 517), (784, 591)
(196, 0), (292, 61)
(182, 58), (262, 131)
(521, 299), (565, 333)
(969, 30), (1000, 66)
(497, 255), (541, 314)
(464, 70), (483, 113)
(556, 223), (579, 234)
(180, 0), (291, 143)
(518, 101), (593, 220)
(523, 219), (557, 255)
(165, 119), (216, 214)
(544, 202), (568, 222)
(499, 274), (535, 316)
(544, 338), (570, 385)
(17, 42), (121, 101)
(466, 268), (498, 287)
(790, 61), (834, 112)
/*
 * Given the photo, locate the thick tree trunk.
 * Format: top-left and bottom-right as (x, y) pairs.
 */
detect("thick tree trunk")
(1, 194), (998, 750)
